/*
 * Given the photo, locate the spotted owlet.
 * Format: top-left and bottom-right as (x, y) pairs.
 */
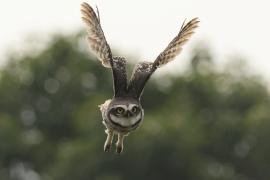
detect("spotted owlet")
(81, 2), (199, 153)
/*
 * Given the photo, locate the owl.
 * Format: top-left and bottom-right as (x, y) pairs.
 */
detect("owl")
(81, 2), (199, 153)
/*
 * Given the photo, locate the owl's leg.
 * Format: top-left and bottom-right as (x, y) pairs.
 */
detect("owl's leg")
(104, 129), (114, 152)
(116, 133), (129, 154)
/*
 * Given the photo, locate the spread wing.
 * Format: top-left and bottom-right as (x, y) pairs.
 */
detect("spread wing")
(81, 2), (127, 97)
(81, 2), (112, 68)
(128, 18), (199, 98)
(153, 17), (199, 67)
(128, 62), (154, 99)
(111, 57), (128, 97)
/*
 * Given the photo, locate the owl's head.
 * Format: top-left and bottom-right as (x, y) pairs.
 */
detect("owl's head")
(106, 97), (144, 131)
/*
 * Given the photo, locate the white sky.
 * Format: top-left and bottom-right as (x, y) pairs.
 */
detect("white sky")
(0, 0), (270, 81)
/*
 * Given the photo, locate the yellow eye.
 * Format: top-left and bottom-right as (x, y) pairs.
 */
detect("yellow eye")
(115, 107), (124, 114)
(131, 106), (138, 113)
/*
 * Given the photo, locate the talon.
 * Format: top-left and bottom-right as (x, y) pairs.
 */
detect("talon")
(115, 133), (125, 154)
(104, 143), (112, 152)
(116, 144), (123, 154)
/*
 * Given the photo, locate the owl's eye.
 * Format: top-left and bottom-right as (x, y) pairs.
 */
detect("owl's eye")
(115, 107), (125, 115)
(131, 106), (138, 113)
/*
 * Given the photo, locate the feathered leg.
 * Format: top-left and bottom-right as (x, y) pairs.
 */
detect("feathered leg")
(116, 133), (129, 154)
(104, 129), (114, 152)
(116, 133), (124, 154)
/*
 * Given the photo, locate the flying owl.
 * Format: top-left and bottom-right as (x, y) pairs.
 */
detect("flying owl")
(81, 2), (199, 153)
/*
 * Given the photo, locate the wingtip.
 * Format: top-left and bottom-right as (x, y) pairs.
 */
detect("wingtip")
(81, 2), (88, 6)
(180, 18), (187, 30)
(80, 2), (88, 12)
(192, 17), (200, 24)
(95, 5), (101, 22)
(81, 2), (94, 11)
(81, 2), (87, 8)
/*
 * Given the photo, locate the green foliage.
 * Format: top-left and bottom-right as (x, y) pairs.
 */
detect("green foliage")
(0, 33), (270, 180)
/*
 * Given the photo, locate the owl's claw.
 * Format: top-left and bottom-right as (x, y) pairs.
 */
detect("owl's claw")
(115, 133), (125, 154)
(116, 144), (123, 154)
(104, 143), (112, 152)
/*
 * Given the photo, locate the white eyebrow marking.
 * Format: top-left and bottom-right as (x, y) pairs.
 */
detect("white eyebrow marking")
(114, 105), (128, 110)
(128, 104), (138, 110)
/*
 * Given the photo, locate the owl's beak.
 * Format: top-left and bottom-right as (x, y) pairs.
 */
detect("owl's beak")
(126, 111), (132, 118)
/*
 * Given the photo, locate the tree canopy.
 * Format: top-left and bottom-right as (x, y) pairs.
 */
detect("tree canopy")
(0, 33), (270, 180)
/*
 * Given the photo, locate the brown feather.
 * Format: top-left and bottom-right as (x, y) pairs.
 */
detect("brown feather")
(153, 18), (199, 68)
(81, 2), (112, 68)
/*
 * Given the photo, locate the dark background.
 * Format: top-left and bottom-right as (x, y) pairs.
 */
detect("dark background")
(0, 33), (270, 180)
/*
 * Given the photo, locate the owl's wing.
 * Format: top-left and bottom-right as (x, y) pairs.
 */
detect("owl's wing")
(153, 17), (199, 67)
(111, 57), (128, 97)
(81, 2), (112, 68)
(128, 18), (199, 98)
(81, 2), (127, 96)
(128, 62), (154, 98)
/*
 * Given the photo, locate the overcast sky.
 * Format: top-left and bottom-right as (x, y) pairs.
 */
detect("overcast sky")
(1, 0), (270, 81)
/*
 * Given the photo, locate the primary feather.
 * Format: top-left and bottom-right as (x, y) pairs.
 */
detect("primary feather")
(153, 18), (199, 68)
(81, 2), (112, 68)
(128, 18), (199, 98)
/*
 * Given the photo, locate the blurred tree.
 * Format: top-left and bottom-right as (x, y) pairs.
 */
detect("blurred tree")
(0, 33), (270, 180)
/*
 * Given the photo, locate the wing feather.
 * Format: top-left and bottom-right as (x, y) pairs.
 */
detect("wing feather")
(153, 18), (199, 68)
(127, 62), (154, 98)
(112, 57), (128, 97)
(128, 18), (199, 98)
(81, 3), (128, 97)
(81, 2), (112, 68)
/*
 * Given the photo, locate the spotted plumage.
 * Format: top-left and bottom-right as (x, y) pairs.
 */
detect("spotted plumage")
(81, 2), (199, 153)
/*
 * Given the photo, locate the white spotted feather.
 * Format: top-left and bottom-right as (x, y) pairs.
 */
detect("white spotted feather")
(81, 2), (112, 68)
(153, 18), (200, 68)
